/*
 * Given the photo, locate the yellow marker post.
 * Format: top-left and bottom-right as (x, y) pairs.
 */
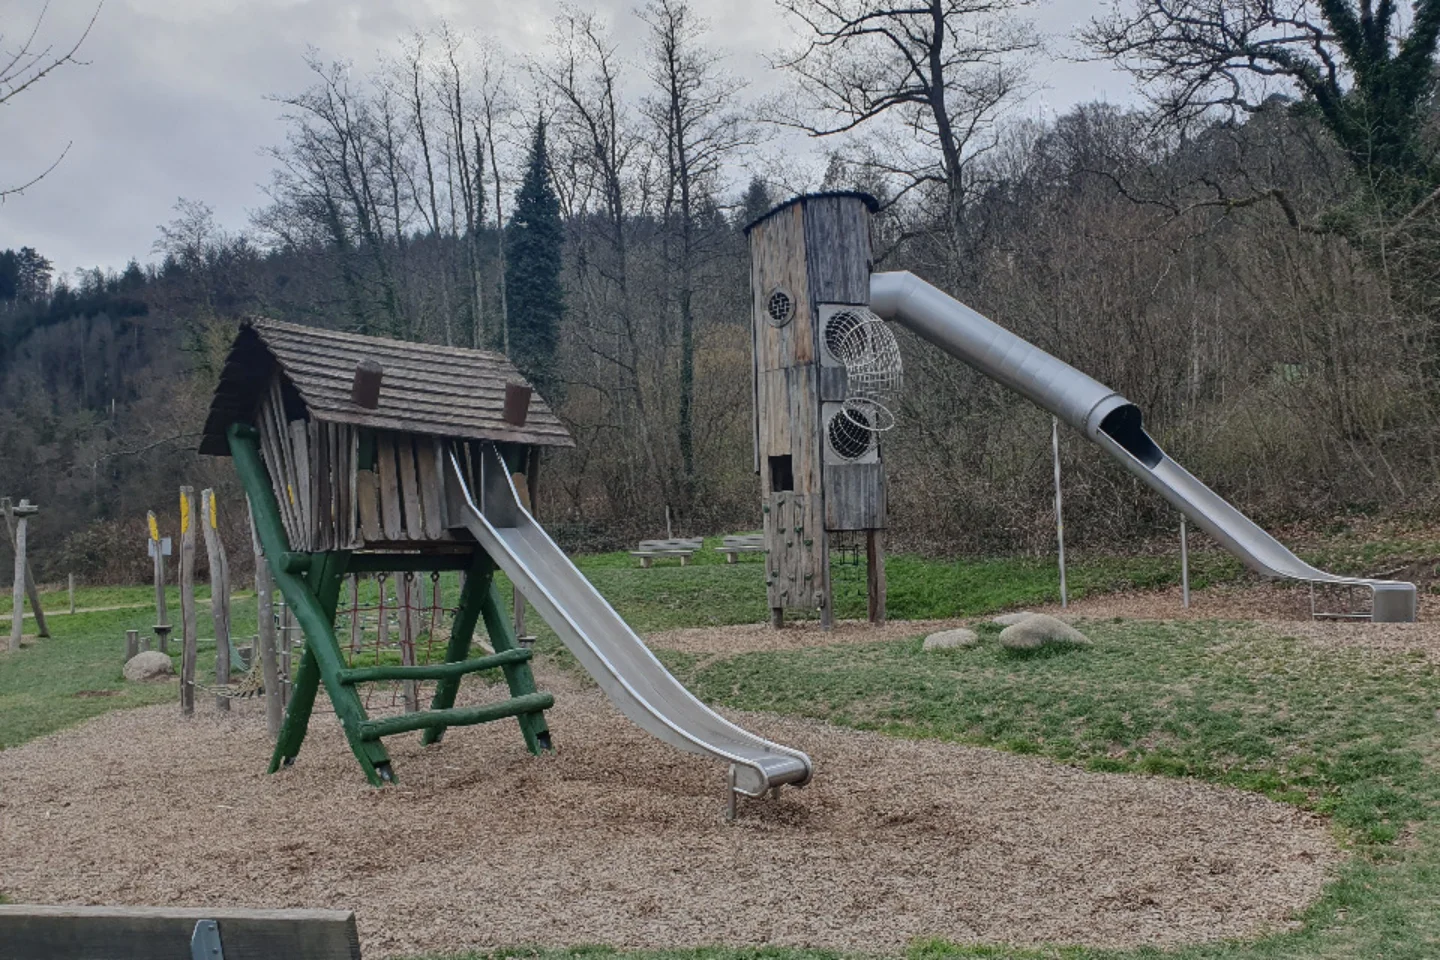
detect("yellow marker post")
(148, 512), (160, 542)
(179, 490), (191, 535)
(208, 491), (218, 529)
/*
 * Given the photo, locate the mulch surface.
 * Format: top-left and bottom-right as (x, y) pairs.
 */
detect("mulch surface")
(0, 666), (1337, 958)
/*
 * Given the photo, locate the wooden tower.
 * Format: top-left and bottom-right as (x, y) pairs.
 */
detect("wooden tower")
(746, 192), (887, 629)
(200, 318), (573, 785)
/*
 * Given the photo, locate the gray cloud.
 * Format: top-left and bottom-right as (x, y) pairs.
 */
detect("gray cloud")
(0, 0), (1133, 276)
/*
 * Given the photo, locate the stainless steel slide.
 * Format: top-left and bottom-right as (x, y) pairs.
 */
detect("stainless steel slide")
(444, 443), (813, 795)
(870, 270), (1417, 623)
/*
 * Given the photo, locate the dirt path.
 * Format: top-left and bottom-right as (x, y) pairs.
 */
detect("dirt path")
(0, 666), (1337, 958)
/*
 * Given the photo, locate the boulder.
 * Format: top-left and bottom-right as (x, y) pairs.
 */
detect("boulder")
(922, 628), (980, 651)
(124, 650), (174, 682)
(991, 611), (1036, 626)
(998, 614), (1091, 651)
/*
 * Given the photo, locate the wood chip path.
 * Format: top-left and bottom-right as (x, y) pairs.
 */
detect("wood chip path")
(0, 667), (1337, 958)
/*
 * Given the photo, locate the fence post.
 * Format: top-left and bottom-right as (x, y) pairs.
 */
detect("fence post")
(1052, 417), (1068, 609)
(68, 574), (75, 614)
(2, 498), (47, 638)
(201, 489), (232, 712)
(10, 516), (25, 651)
(179, 487), (198, 717)
(248, 501), (282, 741)
(125, 629), (139, 661)
(148, 511), (171, 654)
(1180, 515), (1191, 609)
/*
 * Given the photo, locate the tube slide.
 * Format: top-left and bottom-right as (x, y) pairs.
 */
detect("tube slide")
(443, 443), (813, 795)
(869, 271), (1417, 623)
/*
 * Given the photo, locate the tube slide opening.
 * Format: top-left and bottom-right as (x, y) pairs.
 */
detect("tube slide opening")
(1099, 405), (1163, 469)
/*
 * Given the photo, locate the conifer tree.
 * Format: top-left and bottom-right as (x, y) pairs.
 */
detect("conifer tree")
(504, 120), (565, 402)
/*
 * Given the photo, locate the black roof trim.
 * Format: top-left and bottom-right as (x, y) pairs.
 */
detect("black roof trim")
(743, 191), (880, 235)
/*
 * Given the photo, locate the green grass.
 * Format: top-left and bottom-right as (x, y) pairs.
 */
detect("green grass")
(5, 542), (1440, 958)
(0, 585), (251, 749)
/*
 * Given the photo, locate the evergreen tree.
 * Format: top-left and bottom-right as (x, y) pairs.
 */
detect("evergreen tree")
(504, 120), (565, 403)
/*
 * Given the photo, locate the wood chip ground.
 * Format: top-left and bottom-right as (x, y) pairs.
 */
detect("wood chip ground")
(0, 666), (1337, 958)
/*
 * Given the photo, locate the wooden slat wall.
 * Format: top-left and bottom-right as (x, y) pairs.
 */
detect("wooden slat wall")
(824, 461), (887, 530)
(802, 195), (873, 305)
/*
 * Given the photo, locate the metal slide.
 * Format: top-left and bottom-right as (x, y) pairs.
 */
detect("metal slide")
(444, 444), (813, 796)
(870, 271), (1417, 623)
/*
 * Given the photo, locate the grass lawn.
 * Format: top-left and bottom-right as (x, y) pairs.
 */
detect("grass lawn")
(2, 532), (1439, 959)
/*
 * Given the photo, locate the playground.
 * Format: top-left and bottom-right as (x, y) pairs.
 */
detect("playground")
(3, 192), (1439, 958)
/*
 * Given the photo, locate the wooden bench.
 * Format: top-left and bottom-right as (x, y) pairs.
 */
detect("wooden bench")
(0, 904), (362, 959)
(717, 534), (767, 563)
(631, 538), (703, 567)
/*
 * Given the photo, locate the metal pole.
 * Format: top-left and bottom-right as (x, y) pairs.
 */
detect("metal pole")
(1052, 417), (1067, 608)
(1180, 515), (1190, 608)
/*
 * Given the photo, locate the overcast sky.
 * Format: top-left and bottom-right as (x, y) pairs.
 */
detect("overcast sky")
(1, 0), (1134, 277)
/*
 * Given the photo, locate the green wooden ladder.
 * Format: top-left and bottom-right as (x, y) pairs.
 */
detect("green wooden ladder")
(228, 423), (552, 786)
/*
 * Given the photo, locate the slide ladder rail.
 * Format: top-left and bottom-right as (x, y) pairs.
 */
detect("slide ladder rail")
(444, 443), (813, 796)
(869, 271), (1417, 623)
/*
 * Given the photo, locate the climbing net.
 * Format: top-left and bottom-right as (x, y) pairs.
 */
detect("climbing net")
(826, 307), (903, 433)
(266, 572), (464, 715)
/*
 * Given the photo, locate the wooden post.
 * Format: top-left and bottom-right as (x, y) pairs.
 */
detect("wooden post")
(125, 629), (139, 661)
(249, 501), (282, 741)
(397, 572), (419, 712)
(178, 487), (198, 716)
(10, 516), (25, 651)
(348, 574), (361, 653)
(147, 511), (170, 653)
(866, 529), (887, 625)
(280, 603), (295, 704)
(2, 497), (48, 638)
(201, 489), (232, 712)
(68, 573), (75, 614)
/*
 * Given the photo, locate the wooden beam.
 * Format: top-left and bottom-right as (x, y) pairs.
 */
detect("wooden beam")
(866, 528), (887, 625)
(201, 489), (232, 712)
(179, 487), (198, 717)
(0, 904), (361, 960)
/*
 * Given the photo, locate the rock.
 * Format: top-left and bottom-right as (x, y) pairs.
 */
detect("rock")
(998, 614), (1091, 651)
(124, 650), (174, 682)
(991, 611), (1036, 626)
(922, 628), (980, 651)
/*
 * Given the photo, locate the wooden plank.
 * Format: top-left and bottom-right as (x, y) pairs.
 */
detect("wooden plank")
(356, 470), (382, 543)
(255, 400), (294, 546)
(0, 903), (362, 960)
(415, 439), (445, 539)
(268, 377), (304, 545)
(289, 420), (313, 552)
(749, 201), (813, 372)
(337, 425), (353, 548)
(311, 419), (330, 553)
(802, 194), (873, 305)
(395, 435), (425, 541)
(200, 489), (232, 713)
(823, 461), (887, 530)
(179, 486), (198, 717)
(375, 435), (404, 541)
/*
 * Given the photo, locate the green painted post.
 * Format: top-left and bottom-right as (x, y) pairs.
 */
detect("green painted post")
(420, 551), (484, 746)
(268, 550), (351, 771)
(475, 557), (552, 755)
(228, 424), (394, 787)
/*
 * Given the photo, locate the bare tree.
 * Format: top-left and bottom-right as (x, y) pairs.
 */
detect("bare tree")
(0, 2), (102, 198)
(1084, 0), (1440, 214)
(640, 0), (754, 506)
(773, 0), (1038, 258)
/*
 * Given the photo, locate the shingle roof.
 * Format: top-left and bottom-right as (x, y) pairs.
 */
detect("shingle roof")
(199, 317), (573, 456)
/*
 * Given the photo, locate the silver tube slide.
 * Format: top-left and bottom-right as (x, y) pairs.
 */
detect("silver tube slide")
(444, 443), (813, 795)
(870, 271), (1417, 623)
